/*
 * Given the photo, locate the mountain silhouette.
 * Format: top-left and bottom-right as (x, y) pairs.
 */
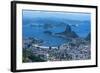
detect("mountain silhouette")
(55, 24), (79, 38)
(85, 33), (91, 41)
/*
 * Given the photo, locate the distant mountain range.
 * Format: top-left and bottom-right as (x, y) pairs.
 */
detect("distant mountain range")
(23, 17), (90, 26)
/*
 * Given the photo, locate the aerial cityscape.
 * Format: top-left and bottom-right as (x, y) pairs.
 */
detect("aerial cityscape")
(22, 10), (91, 62)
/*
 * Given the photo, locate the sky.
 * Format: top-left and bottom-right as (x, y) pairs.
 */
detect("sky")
(22, 10), (91, 21)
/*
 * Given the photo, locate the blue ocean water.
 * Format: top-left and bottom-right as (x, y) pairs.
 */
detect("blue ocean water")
(22, 10), (91, 47)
